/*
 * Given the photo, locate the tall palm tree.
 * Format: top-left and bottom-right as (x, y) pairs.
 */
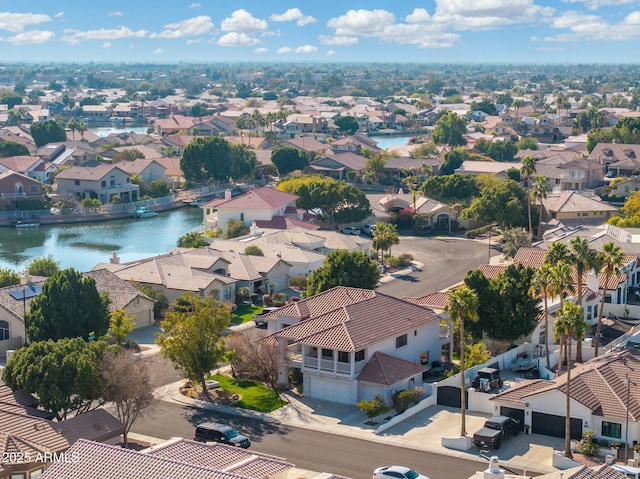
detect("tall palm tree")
(78, 121), (87, 141)
(67, 118), (80, 141)
(385, 223), (400, 258)
(520, 156), (536, 234)
(545, 241), (570, 265)
(512, 99), (525, 135)
(371, 223), (388, 263)
(531, 263), (554, 370)
(532, 176), (551, 240)
(446, 285), (479, 437)
(553, 301), (581, 460)
(568, 237), (599, 363)
(595, 242), (624, 356)
(549, 262), (575, 375)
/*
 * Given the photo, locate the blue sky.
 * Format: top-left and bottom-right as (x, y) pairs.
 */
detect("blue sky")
(1, 1), (640, 64)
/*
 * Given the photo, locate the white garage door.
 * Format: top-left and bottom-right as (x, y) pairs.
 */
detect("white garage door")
(308, 377), (352, 404)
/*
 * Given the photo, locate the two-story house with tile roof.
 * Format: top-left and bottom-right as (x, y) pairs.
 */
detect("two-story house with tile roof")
(261, 286), (452, 405)
(55, 164), (139, 204)
(0, 171), (45, 210)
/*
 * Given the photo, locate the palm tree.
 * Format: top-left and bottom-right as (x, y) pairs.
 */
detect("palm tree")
(446, 285), (479, 437)
(67, 118), (80, 141)
(531, 263), (554, 370)
(594, 242), (624, 356)
(78, 121), (87, 141)
(512, 99), (525, 134)
(520, 156), (536, 234)
(371, 223), (388, 263)
(568, 237), (599, 363)
(549, 262), (575, 375)
(545, 241), (570, 265)
(385, 223), (400, 258)
(553, 301), (581, 460)
(532, 176), (551, 240)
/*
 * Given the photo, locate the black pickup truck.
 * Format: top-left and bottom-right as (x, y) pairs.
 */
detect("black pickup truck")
(472, 416), (520, 450)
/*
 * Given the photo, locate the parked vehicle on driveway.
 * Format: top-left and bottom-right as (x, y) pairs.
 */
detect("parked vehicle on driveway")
(252, 306), (279, 328)
(373, 465), (429, 479)
(472, 416), (520, 450)
(341, 226), (361, 235)
(361, 224), (376, 236)
(194, 422), (251, 448)
(471, 367), (503, 392)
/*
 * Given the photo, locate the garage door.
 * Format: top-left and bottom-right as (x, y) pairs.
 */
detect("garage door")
(532, 412), (582, 439)
(308, 377), (352, 404)
(437, 386), (467, 409)
(500, 407), (525, 431)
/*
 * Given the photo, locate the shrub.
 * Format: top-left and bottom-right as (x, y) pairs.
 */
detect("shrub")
(386, 256), (401, 268)
(465, 224), (498, 239)
(578, 430), (600, 457)
(398, 253), (414, 266)
(392, 389), (419, 414)
(262, 294), (271, 306)
(289, 276), (307, 290)
(611, 441), (622, 448)
(249, 293), (259, 304)
(271, 300), (285, 307)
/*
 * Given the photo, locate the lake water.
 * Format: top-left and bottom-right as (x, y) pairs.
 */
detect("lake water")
(370, 135), (414, 150)
(1, 208), (203, 274)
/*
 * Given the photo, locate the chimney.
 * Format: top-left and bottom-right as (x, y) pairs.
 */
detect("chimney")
(482, 457), (505, 479)
(110, 252), (120, 264)
(21, 269), (31, 285)
(225, 189), (232, 201)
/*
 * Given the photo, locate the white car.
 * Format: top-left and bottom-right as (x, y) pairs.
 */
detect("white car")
(361, 224), (376, 236)
(373, 466), (429, 479)
(341, 226), (361, 235)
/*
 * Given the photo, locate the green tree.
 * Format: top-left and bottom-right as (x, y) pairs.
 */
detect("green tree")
(225, 218), (250, 239)
(2, 337), (107, 420)
(277, 176), (371, 228)
(372, 223), (400, 259)
(420, 174), (479, 205)
(462, 179), (527, 229)
(306, 250), (380, 296)
(0, 140), (29, 158)
(26, 255), (60, 277)
(229, 143), (258, 182)
(334, 115), (359, 135)
(81, 197), (102, 210)
(30, 120), (67, 147)
(365, 153), (387, 183)
(464, 342), (491, 369)
(109, 309), (136, 346)
(520, 156), (536, 233)
(148, 179), (170, 197)
(594, 242), (624, 357)
(25, 268), (110, 342)
(0, 268), (20, 287)
(356, 394), (391, 424)
(501, 228), (532, 259)
(532, 176), (551, 239)
(516, 137), (538, 150)
(177, 231), (208, 249)
(156, 292), (230, 399)
(470, 98), (497, 116)
(432, 111), (468, 148)
(446, 285), (478, 436)
(530, 263), (555, 370)
(244, 245), (264, 256)
(271, 147), (308, 175)
(180, 136), (234, 183)
(440, 148), (469, 175)
(113, 148), (145, 162)
(138, 285), (169, 319)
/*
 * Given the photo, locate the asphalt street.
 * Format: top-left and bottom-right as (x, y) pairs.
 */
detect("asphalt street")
(131, 399), (488, 479)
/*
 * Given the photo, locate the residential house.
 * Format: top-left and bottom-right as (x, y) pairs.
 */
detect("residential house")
(307, 152), (367, 179)
(589, 143), (640, 177)
(81, 104), (112, 121)
(539, 191), (618, 225)
(609, 176), (640, 198)
(262, 286), (451, 404)
(154, 157), (183, 190)
(534, 154), (604, 191)
(454, 160), (522, 177)
(490, 347), (640, 443)
(0, 156), (44, 179)
(39, 437), (295, 479)
(191, 119), (227, 136)
(160, 134), (193, 156)
(94, 250), (236, 303)
(366, 192), (451, 228)
(329, 134), (381, 154)
(277, 136), (327, 162)
(0, 171), (45, 210)
(153, 115), (197, 136)
(115, 159), (169, 186)
(55, 164), (139, 204)
(102, 144), (162, 161)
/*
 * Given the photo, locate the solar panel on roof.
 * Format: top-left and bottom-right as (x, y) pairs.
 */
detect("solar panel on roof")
(9, 284), (42, 300)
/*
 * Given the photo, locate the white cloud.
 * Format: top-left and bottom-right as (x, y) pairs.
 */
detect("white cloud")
(261, 30), (281, 37)
(326, 50), (336, 56)
(433, 0), (554, 31)
(253, 47), (268, 54)
(277, 46), (292, 54)
(295, 45), (317, 53)
(5, 29), (55, 45)
(102, 42), (111, 48)
(54, 12), (64, 19)
(186, 38), (203, 44)
(269, 8), (317, 26)
(221, 9), (267, 33)
(326, 9), (395, 36)
(562, 0), (636, 10)
(61, 26), (148, 44)
(217, 32), (261, 46)
(542, 9), (640, 42)
(318, 35), (359, 46)
(108, 11), (123, 17)
(0, 12), (51, 33)
(151, 16), (213, 38)
(153, 48), (163, 54)
(189, 2), (201, 8)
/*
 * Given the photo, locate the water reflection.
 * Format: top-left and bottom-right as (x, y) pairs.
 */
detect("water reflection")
(1, 208), (202, 273)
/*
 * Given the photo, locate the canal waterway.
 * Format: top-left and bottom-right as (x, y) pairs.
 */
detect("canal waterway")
(1, 207), (203, 274)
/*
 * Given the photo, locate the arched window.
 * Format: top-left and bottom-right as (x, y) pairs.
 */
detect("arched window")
(0, 320), (9, 341)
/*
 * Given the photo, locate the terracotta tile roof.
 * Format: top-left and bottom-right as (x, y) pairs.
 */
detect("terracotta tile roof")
(52, 409), (125, 444)
(254, 215), (320, 230)
(478, 264), (507, 279)
(274, 292), (440, 351)
(0, 409), (69, 453)
(55, 164), (129, 181)
(84, 268), (154, 311)
(542, 191), (619, 214)
(0, 386), (38, 408)
(209, 187), (298, 211)
(0, 155), (41, 173)
(513, 247), (547, 268)
(403, 291), (450, 310)
(494, 348), (640, 421)
(357, 352), (427, 385)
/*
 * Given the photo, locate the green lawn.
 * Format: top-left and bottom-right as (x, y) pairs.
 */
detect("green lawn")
(230, 304), (263, 325)
(207, 374), (287, 412)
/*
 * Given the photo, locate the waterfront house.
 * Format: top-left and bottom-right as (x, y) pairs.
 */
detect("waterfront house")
(0, 171), (45, 210)
(55, 164), (139, 204)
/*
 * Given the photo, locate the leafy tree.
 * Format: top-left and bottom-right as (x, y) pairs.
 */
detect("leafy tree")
(306, 250), (380, 296)
(99, 349), (155, 447)
(138, 285), (169, 319)
(225, 334), (279, 390)
(30, 120), (67, 147)
(2, 338), (107, 420)
(156, 292), (230, 399)
(594, 242), (624, 356)
(365, 154), (387, 183)
(244, 245), (264, 256)
(0, 140), (29, 158)
(271, 147), (308, 175)
(229, 143), (258, 181)
(464, 342), (491, 369)
(177, 231), (208, 249)
(462, 179), (527, 229)
(1, 94), (23, 109)
(81, 197), (102, 209)
(148, 179), (170, 197)
(26, 255), (60, 277)
(26, 268), (110, 342)
(109, 309), (136, 346)
(516, 137), (538, 150)
(420, 174), (479, 205)
(432, 111), (468, 148)
(502, 228), (532, 259)
(113, 148), (145, 162)
(225, 218), (250, 239)
(440, 148), (469, 175)
(277, 176), (371, 228)
(357, 394), (391, 424)
(0, 268), (20, 287)
(334, 115), (359, 135)
(392, 389), (419, 414)
(180, 136), (234, 183)
(446, 285), (478, 436)
(410, 143), (439, 158)
(470, 98), (497, 116)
